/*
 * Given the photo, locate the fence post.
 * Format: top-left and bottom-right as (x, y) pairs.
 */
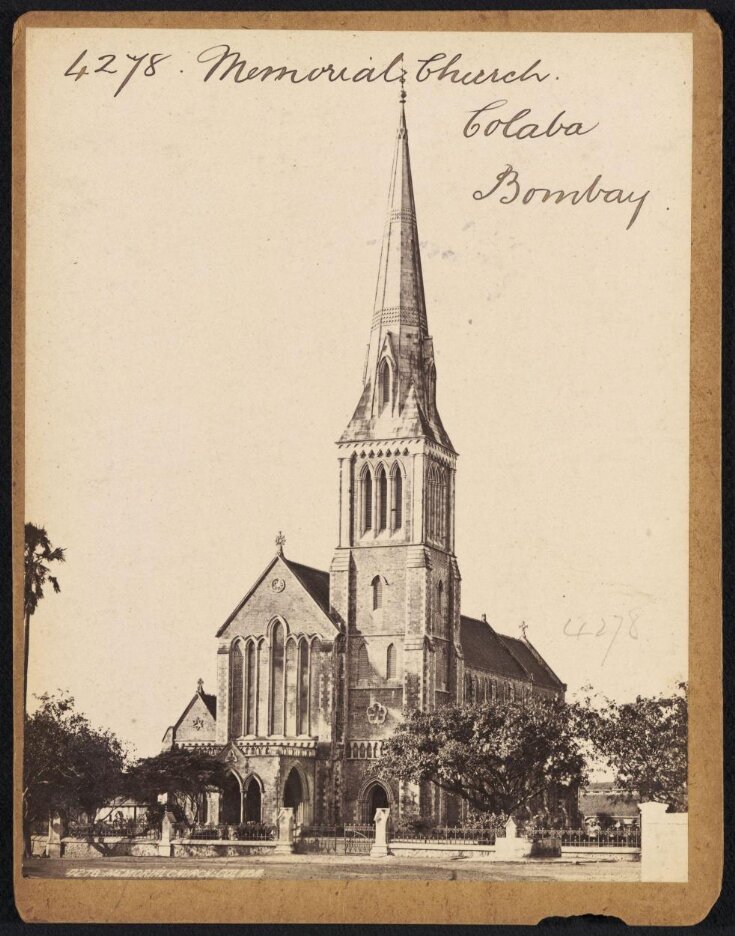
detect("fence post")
(370, 807), (391, 858)
(158, 810), (175, 857)
(275, 807), (295, 854)
(45, 813), (65, 858)
(494, 816), (531, 860)
(639, 801), (688, 881)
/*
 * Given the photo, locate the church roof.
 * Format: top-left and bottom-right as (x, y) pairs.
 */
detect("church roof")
(460, 615), (528, 679)
(216, 550), (338, 639)
(200, 692), (217, 718)
(578, 791), (640, 818)
(497, 633), (565, 691)
(282, 557), (331, 617)
(459, 615), (563, 691)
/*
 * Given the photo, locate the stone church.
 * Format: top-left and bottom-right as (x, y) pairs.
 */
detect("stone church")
(162, 96), (565, 829)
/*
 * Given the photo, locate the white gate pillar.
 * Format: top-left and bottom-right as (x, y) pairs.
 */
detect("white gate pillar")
(371, 807), (392, 858)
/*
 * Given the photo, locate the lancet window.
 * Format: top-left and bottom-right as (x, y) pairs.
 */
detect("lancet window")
(390, 463), (403, 530)
(361, 466), (373, 533)
(378, 358), (392, 410)
(386, 643), (397, 679)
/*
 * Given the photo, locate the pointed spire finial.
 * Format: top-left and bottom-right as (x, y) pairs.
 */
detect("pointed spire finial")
(196, 677), (204, 694)
(399, 68), (407, 105)
(275, 531), (286, 555)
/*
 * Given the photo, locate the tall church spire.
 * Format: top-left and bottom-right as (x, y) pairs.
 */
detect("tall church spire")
(340, 92), (453, 452)
(372, 78), (428, 338)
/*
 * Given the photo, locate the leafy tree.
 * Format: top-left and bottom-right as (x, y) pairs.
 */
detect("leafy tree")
(581, 682), (688, 811)
(380, 696), (588, 817)
(23, 693), (129, 856)
(123, 749), (227, 824)
(24, 524), (66, 708)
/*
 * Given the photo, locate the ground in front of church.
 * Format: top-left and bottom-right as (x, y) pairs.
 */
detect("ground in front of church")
(24, 855), (640, 880)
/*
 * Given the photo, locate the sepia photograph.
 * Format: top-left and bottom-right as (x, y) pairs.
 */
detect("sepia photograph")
(13, 11), (722, 925)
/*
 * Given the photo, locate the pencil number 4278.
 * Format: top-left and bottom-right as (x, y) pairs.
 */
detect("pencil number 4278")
(63, 50), (172, 98)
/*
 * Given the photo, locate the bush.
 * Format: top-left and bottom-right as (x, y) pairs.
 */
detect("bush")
(393, 816), (435, 836)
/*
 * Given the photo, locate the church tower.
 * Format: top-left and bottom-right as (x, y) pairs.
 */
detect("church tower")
(331, 91), (463, 817)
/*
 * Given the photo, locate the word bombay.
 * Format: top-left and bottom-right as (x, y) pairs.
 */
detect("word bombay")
(473, 164), (650, 230)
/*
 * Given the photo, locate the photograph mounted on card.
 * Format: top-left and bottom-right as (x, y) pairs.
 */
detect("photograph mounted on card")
(12, 9), (721, 926)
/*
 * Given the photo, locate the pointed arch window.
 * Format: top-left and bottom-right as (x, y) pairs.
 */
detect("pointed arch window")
(358, 643), (370, 681)
(386, 643), (397, 680)
(377, 465), (388, 531)
(361, 467), (373, 533)
(246, 642), (257, 735)
(298, 640), (310, 736)
(437, 468), (447, 544)
(230, 642), (244, 738)
(371, 575), (382, 611)
(436, 581), (444, 633)
(391, 463), (403, 530)
(378, 358), (392, 410)
(426, 465), (438, 541)
(270, 621), (285, 735)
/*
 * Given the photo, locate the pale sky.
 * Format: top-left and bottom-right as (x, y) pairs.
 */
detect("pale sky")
(24, 28), (692, 756)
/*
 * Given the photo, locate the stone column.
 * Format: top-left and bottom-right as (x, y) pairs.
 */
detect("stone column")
(207, 789), (221, 826)
(494, 816), (531, 860)
(275, 807), (295, 854)
(45, 813), (66, 858)
(158, 810), (176, 857)
(639, 801), (688, 882)
(370, 807), (392, 858)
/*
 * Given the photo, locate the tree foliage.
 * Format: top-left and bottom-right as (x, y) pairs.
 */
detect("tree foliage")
(23, 693), (129, 848)
(380, 696), (588, 816)
(581, 682), (688, 811)
(123, 749), (227, 824)
(23, 524), (66, 708)
(24, 523), (65, 619)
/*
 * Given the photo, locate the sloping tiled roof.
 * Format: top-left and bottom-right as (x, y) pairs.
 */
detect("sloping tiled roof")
(460, 615), (563, 690)
(283, 558), (331, 617)
(201, 692), (217, 718)
(497, 634), (564, 691)
(459, 616), (527, 679)
(578, 791), (640, 818)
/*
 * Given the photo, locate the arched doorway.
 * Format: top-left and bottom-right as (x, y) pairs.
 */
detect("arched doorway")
(221, 772), (242, 825)
(283, 767), (305, 823)
(363, 781), (390, 822)
(244, 776), (262, 823)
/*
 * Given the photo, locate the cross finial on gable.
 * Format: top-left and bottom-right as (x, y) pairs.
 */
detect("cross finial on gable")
(196, 677), (204, 694)
(275, 531), (286, 555)
(520, 621), (528, 639)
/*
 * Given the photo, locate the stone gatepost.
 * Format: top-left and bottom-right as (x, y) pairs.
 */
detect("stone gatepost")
(45, 813), (66, 858)
(494, 816), (531, 860)
(370, 807), (392, 858)
(639, 801), (688, 882)
(275, 807), (295, 854)
(158, 810), (175, 857)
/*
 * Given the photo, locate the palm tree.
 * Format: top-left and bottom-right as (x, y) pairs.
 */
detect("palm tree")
(24, 524), (65, 710)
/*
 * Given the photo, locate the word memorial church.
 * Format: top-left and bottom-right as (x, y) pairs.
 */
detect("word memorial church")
(162, 98), (564, 829)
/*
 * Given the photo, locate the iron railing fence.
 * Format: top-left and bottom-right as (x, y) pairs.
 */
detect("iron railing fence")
(537, 828), (640, 848)
(186, 822), (277, 841)
(392, 826), (497, 845)
(344, 823), (375, 855)
(298, 826), (344, 853)
(66, 820), (159, 839)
